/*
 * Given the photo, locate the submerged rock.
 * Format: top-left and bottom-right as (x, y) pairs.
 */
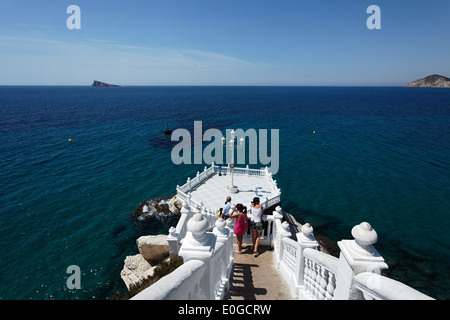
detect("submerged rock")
(315, 235), (340, 257)
(111, 224), (126, 237)
(131, 196), (181, 220)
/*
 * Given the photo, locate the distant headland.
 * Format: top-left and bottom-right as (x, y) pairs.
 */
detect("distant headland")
(91, 80), (122, 87)
(404, 74), (450, 88)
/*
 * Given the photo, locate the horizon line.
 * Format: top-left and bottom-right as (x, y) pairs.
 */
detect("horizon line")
(0, 84), (406, 87)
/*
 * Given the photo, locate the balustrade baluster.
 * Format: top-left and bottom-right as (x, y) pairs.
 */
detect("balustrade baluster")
(306, 260), (313, 295)
(326, 272), (336, 300)
(319, 267), (328, 300)
(314, 263), (321, 298)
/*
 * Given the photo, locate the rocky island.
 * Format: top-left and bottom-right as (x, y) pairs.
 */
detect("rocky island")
(404, 74), (450, 88)
(91, 80), (122, 87)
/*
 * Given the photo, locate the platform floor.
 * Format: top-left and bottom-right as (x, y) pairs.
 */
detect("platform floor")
(189, 172), (276, 212)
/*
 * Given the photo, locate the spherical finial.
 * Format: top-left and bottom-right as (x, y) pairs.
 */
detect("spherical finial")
(301, 223), (314, 237)
(187, 213), (208, 234)
(281, 221), (291, 236)
(273, 206), (283, 219)
(278, 221), (291, 238)
(215, 217), (226, 230)
(351, 222), (378, 247)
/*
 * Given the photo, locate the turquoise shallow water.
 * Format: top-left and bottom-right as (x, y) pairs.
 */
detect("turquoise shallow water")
(0, 86), (449, 299)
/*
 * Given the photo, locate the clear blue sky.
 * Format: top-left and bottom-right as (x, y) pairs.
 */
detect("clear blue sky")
(0, 0), (449, 85)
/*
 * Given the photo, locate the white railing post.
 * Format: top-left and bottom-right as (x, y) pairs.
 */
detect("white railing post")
(274, 209), (291, 267)
(272, 207), (280, 243)
(296, 223), (319, 288)
(201, 204), (207, 219)
(187, 177), (191, 190)
(178, 213), (216, 299)
(334, 222), (388, 300)
(272, 206), (283, 252)
(213, 218), (233, 291)
(264, 215), (274, 246)
(172, 201), (190, 247)
(279, 222), (291, 263)
(167, 226), (180, 256)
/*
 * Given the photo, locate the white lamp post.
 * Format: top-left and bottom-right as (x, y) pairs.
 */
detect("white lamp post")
(222, 130), (244, 194)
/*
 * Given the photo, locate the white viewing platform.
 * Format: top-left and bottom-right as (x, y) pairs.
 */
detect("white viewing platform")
(176, 163), (281, 214)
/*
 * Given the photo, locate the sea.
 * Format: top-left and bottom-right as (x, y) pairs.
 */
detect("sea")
(0, 86), (449, 300)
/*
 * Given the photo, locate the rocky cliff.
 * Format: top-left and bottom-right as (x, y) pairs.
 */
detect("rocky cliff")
(91, 80), (122, 87)
(404, 74), (450, 88)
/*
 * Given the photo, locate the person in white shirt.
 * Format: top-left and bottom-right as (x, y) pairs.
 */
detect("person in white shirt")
(222, 196), (232, 219)
(249, 197), (264, 257)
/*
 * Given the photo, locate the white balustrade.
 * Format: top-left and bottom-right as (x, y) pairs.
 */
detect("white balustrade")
(136, 211), (234, 300)
(136, 166), (435, 301)
(176, 163), (280, 218)
(269, 214), (433, 300)
(302, 248), (338, 300)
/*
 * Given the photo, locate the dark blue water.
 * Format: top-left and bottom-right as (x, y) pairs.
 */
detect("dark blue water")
(0, 86), (449, 299)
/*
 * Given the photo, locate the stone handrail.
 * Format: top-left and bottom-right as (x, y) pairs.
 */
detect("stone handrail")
(354, 272), (434, 300)
(213, 164), (266, 177)
(131, 260), (207, 300)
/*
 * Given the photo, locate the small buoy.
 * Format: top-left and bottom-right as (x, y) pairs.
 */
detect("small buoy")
(164, 123), (172, 135)
(313, 131), (316, 135)
(68, 139), (72, 143)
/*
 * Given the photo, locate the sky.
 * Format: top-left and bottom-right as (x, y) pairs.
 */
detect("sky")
(0, 0), (449, 86)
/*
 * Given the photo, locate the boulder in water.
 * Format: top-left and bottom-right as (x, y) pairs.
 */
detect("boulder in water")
(168, 196), (183, 214)
(136, 234), (169, 262)
(120, 254), (156, 290)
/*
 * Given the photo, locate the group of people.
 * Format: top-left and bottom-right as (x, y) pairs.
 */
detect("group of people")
(218, 196), (264, 257)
